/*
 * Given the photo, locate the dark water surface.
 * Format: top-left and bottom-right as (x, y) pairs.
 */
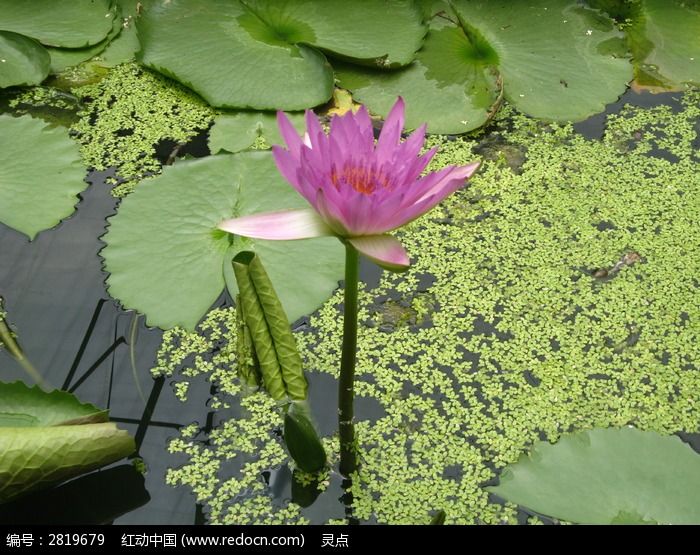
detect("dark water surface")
(0, 88), (693, 524)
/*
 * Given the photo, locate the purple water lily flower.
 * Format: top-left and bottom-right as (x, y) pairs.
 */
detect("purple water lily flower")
(218, 97), (479, 271)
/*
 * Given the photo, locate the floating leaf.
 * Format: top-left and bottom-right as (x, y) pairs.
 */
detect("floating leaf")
(98, 0), (142, 66)
(46, 2), (122, 73)
(450, 0), (633, 121)
(0, 114), (86, 240)
(209, 111), (306, 154)
(0, 31), (50, 88)
(0, 382), (134, 503)
(0, 0), (115, 48)
(102, 152), (343, 330)
(335, 18), (499, 133)
(0, 382), (106, 428)
(232, 251), (307, 401)
(137, 0), (333, 110)
(238, 0), (425, 67)
(625, 0), (700, 88)
(488, 428), (700, 524)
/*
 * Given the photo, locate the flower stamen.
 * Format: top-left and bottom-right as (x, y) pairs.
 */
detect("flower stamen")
(330, 164), (391, 195)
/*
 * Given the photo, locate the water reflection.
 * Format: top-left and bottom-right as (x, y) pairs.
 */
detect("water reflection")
(0, 465), (149, 525)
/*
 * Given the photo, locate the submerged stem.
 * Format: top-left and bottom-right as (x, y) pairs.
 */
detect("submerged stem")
(0, 317), (49, 391)
(339, 243), (359, 477)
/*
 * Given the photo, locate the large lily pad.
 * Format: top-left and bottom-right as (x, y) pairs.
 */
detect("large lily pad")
(0, 382), (134, 503)
(102, 152), (343, 330)
(137, 0), (333, 110)
(0, 382), (107, 427)
(626, 0), (700, 88)
(0, 30), (50, 87)
(0, 0), (115, 48)
(450, 0), (633, 121)
(0, 114), (87, 240)
(46, 2), (122, 73)
(209, 111), (306, 154)
(335, 18), (499, 133)
(488, 428), (700, 524)
(98, 0), (142, 66)
(238, 0), (425, 67)
(590, 0), (700, 89)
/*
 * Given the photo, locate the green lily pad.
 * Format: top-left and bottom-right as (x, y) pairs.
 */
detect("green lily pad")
(335, 18), (499, 133)
(0, 382), (134, 503)
(98, 0), (142, 67)
(627, 0), (700, 88)
(488, 428), (700, 524)
(0, 382), (107, 428)
(102, 151), (343, 330)
(0, 0), (115, 48)
(0, 30), (50, 87)
(238, 0), (425, 67)
(637, 0), (700, 87)
(46, 2), (122, 73)
(137, 0), (333, 110)
(450, 0), (633, 121)
(209, 111), (306, 154)
(0, 114), (87, 240)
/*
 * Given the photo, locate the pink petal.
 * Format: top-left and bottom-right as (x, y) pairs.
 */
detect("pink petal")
(375, 97), (406, 164)
(389, 161), (479, 215)
(276, 111), (304, 155)
(271, 145), (303, 191)
(315, 188), (351, 235)
(387, 174), (471, 229)
(330, 111), (352, 145)
(218, 209), (332, 240)
(385, 144), (437, 187)
(399, 123), (427, 161)
(354, 105), (375, 149)
(416, 161), (480, 203)
(344, 192), (375, 235)
(348, 234), (410, 272)
(304, 109), (326, 152)
(378, 162), (480, 230)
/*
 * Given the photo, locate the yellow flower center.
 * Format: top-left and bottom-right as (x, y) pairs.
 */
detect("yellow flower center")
(331, 165), (391, 195)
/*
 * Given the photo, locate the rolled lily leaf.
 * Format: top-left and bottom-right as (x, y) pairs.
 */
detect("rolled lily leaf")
(284, 401), (327, 473)
(232, 251), (307, 401)
(0, 382), (135, 504)
(232, 252), (325, 472)
(233, 255), (286, 400)
(235, 296), (261, 388)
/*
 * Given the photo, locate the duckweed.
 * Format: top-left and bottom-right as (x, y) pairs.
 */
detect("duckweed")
(159, 89), (700, 524)
(71, 63), (214, 197)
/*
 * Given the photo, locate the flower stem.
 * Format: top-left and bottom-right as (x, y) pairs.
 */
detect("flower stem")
(339, 243), (359, 477)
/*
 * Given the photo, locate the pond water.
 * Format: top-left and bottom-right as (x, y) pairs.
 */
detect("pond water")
(0, 86), (698, 525)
